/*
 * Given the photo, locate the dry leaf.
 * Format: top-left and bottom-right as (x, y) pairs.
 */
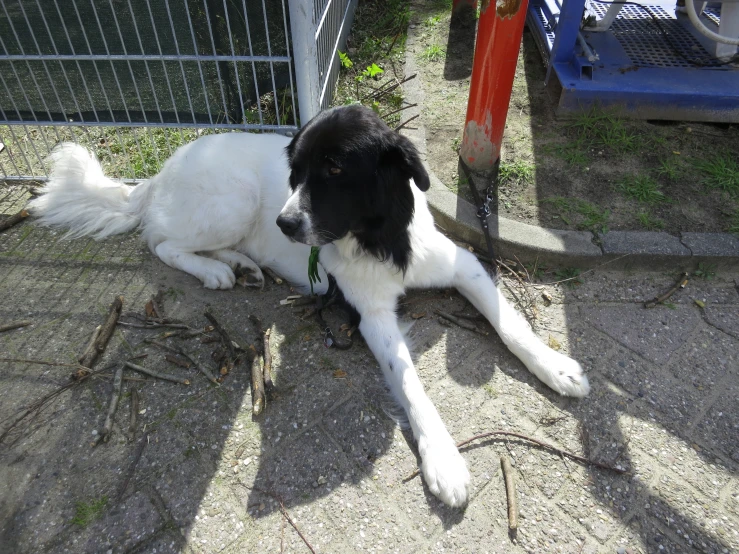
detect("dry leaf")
(548, 335), (561, 351)
(303, 334), (311, 342)
(411, 312), (426, 319)
(339, 323), (352, 332)
(144, 299), (156, 318)
(541, 292), (552, 304)
(694, 299), (705, 308)
(333, 369), (347, 379)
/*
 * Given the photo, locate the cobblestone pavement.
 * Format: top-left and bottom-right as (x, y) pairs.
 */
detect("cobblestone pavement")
(1, 185), (738, 553)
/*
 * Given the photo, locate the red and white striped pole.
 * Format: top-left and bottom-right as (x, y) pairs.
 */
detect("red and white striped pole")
(460, 0), (530, 171)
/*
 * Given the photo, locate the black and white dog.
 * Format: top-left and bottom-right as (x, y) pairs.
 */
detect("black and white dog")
(31, 105), (589, 507)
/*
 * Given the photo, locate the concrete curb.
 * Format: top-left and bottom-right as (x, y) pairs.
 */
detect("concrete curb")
(401, 18), (739, 272)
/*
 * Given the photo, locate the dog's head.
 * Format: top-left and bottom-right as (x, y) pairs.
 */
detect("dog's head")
(276, 105), (429, 271)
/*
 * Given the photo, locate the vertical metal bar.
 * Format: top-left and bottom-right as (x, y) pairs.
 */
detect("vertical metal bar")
(201, 0), (231, 124)
(280, 0), (298, 128)
(221, 0), (248, 127)
(164, 0), (204, 125)
(0, 107), (24, 177)
(260, 0), (281, 125)
(241, 0), (265, 125)
(288, 0), (320, 124)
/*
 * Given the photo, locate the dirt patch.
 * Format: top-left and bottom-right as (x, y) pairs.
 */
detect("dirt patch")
(406, 2), (739, 236)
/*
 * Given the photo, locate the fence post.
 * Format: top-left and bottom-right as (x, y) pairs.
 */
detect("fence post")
(288, 0), (320, 126)
(460, 0), (530, 170)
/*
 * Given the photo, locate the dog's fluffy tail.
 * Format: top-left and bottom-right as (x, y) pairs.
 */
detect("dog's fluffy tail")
(29, 143), (153, 240)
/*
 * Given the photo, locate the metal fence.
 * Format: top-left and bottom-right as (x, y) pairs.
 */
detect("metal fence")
(0, 0), (356, 181)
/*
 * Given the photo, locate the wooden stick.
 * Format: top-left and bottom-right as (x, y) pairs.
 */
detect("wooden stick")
(128, 388), (139, 441)
(0, 320), (32, 333)
(80, 296), (124, 369)
(451, 311), (486, 322)
(204, 311), (237, 358)
(165, 353), (191, 369)
(434, 310), (488, 335)
(405, 429), (626, 480)
(500, 455), (518, 533)
(264, 267), (284, 285)
(99, 365), (124, 444)
(0, 208), (29, 232)
(252, 487), (316, 554)
(644, 272), (689, 308)
(249, 345), (265, 416)
(117, 321), (191, 330)
(117, 432), (148, 501)
(77, 325), (102, 363)
(124, 361), (190, 385)
(395, 114), (419, 131)
(263, 327), (275, 395)
(146, 339), (219, 385)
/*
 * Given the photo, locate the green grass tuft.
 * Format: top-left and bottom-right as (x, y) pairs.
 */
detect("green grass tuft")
(637, 211), (665, 230)
(540, 196), (609, 234)
(567, 107), (641, 153)
(71, 497), (108, 527)
(498, 159), (534, 187)
(421, 44), (445, 62)
(616, 174), (668, 204)
(693, 153), (739, 196)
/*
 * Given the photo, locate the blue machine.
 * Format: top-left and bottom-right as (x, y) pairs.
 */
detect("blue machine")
(526, 0), (739, 121)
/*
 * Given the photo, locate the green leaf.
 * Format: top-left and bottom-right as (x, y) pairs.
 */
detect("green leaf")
(308, 246), (321, 295)
(338, 50), (353, 69)
(362, 63), (384, 78)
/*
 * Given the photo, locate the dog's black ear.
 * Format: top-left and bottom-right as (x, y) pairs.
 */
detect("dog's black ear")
(389, 134), (430, 191)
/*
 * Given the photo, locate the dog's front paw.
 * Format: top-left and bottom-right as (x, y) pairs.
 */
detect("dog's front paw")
(421, 442), (470, 508)
(202, 265), (236, 290)
(544, 352), (590, 397)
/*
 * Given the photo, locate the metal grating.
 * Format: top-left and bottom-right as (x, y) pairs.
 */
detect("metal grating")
(589, 2), (728, 68)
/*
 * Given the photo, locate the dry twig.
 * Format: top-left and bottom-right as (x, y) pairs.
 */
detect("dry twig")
(0, 208), (29, 232)
(405, 429), (626, 480)
(80, 296), (124, 369)
(98, 365), (124, 444)
(644, 272), (689, 308)
(263, 327), (275, 396)
(0, 320), (32, 333)
(117, 432), (148, 501)
(165, 353), (191, 369)
(434, 310), (487, 335)
(395, 114), (419, 131)
(124, 361), (190, 385)
(78, 325), (101, 363)
(146, 339), (219, 385)
(500, 455), (518, 533)
(264, 267), (284, 285)
(252, 487), (316, 554)
(249, 345), (265, 416)
(128, 388), (139, 441)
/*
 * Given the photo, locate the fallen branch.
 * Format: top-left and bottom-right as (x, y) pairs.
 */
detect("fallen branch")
(128, 388), (139, 441)
(395, 114), (419, 132)
(434, 310), (488, 335)
(79, 296), (124, 369)
(124, 361), (190, 385)
(264, 267), (284, 285)
(405, 429), (626, 480)
(249, 345), (265, 416)
(117, 321), (191, 330)
(117, 432), (148, 501)
(451, 311), (485, 322)
(500, 455), (518, 533)
(263, 327), (275, 396)
(252, 487), (316, 554)
(644, 272), (689, 308)
(165, 353), (191, 369)
(0, 208), (29, 232)
(0, 320), (32, 333)
(77, 325), (102, 363)
(0, 363), (113, 445)
(146, 339), (219, 385)
(98, 365), (124, 444)
(205, 311), (237, 358)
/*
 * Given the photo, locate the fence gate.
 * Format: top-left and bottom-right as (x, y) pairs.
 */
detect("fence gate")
(0, 0), (356, 182)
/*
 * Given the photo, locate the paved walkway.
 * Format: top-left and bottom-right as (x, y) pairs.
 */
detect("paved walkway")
(1, 182), (737, 553)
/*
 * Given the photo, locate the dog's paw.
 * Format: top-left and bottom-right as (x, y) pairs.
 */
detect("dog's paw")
(544, 353), (590, 397)
(202, 265), (236, 290)
(234, 264), (265, 289)
(421, 443), (471, 508)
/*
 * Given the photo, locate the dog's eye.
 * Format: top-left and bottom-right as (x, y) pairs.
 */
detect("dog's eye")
(329, 166), (342, 176)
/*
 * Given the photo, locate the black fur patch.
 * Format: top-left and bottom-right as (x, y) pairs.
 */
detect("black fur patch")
(285, 105), (429, 273)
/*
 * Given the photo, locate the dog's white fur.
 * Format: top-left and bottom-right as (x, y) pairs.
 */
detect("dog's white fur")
(30, 135), (327, 292)
(31, 133), (589, 508)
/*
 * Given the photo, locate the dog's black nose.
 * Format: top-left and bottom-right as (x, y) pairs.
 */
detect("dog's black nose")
(276, 214), (301, 236)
